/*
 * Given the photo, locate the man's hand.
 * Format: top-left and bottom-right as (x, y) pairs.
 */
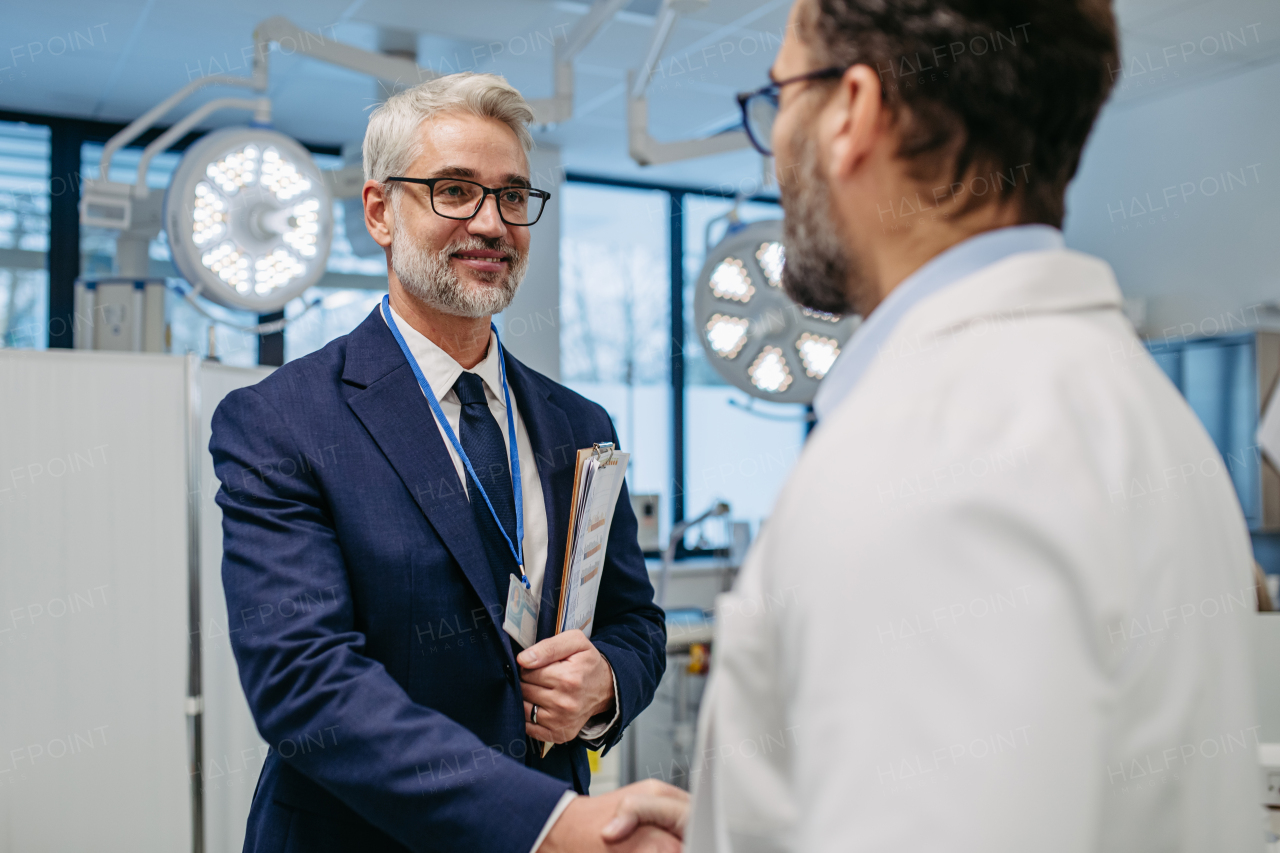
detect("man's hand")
(602, 780), (691, 842)
(538, 787), (681, 853)
(518, 629), (615, 743)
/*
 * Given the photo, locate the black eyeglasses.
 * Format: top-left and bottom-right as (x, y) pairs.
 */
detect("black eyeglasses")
(736, 66), (846, 157)
(384, 176), (552, 226)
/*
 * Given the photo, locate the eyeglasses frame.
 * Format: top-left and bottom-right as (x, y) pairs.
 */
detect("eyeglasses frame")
(735, 66), (848, 156)
(383, 176), (552, 226)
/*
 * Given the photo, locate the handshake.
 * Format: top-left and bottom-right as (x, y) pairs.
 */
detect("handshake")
(514, 631), (692, 851)
(539, 779), (692, 853)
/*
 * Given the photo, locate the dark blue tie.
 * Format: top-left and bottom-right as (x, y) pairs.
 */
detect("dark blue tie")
(453, 371), (521, 600)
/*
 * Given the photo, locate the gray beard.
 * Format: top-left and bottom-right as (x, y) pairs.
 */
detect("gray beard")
(390, 204), (528, 319)
(779, 128), (873, 317)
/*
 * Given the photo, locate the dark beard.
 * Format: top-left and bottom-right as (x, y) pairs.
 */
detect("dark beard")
(779, 128), (873, 317)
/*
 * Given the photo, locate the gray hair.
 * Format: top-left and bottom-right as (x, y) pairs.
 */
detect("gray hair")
(362, 72), (535, 186)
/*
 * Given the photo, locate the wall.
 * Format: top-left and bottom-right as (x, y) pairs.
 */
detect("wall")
(500, 144), (562, 380)
(1065, 60), (1280, 336)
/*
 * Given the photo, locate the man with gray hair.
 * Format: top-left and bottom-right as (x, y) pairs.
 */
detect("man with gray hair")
(211, 72), (679, 852)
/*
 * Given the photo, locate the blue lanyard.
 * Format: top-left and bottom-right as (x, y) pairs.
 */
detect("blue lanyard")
(381, 295), (528, 588)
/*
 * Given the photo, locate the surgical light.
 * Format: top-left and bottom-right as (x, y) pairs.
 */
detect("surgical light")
(693, 219), (858, 404)
(166, 127), (332, 313)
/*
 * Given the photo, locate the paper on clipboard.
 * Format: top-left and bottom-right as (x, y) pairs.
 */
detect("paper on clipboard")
(555, 443), (630, 639)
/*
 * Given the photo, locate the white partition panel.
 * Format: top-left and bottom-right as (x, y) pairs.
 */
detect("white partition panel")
(0, 350), (191, 851)
(198, 363), (272, 853)
(0, 351), (273, 853)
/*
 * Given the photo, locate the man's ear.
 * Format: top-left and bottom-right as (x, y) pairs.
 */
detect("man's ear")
(825, 64), (886, 183)
(363, 180), (394, 249)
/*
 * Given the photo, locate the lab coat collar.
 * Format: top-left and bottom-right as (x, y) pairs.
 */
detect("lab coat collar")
(817, 247), (1122, 418)
(814, 225), (1065, 420)
(890, 246), (1123, 345)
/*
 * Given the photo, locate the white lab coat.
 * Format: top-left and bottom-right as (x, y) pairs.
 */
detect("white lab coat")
(685, 248), (1262, 852)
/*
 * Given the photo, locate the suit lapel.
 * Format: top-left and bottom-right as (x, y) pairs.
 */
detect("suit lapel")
(342, 309), (502, 620)
(502, 353), (579, 642)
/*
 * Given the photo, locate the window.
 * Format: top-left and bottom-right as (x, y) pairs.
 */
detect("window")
(682, 194), (805, 538)
(283, 285), (386, 362)
(283, 153), (387, 362)
(0, 121), (50, 349)
(561, 182), (672, 540)
(167, 298), (261, 367)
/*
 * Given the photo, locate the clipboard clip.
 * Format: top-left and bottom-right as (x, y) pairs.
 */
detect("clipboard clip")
(592, 442), (616, 463)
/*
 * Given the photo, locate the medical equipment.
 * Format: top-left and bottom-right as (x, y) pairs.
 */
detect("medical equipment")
(656, 500), (729, 607)
(165, 127), (332, 312)
(693, 218), (858, 403)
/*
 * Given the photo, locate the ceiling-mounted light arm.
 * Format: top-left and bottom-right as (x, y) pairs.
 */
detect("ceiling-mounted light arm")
(630, 0), (682, 99)
(527, 0), (629, 125)
(628, 71), (750, 166)
(247, 16), (447, 200)
(103, 16), (430, 184)
(560, 0), (630, 59)
(626, 0), (752, 166)
(133, 97), (270, 198)
(82, 80), (270, 250)
(704, 197), (747, 253)
(526, 56), (576, 125)
(99, 74), (266, 181)
(252, 17), (435, 90)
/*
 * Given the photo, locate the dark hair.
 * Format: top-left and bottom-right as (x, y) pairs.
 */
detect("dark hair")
(796, 0), (1118, 226)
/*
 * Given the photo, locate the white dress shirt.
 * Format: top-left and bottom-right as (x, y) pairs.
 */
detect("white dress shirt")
(685, 248), (1260, 852)
(383, 306), (617, 851)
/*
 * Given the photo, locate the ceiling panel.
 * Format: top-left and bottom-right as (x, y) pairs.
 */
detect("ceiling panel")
(0, 0), (1275, 190)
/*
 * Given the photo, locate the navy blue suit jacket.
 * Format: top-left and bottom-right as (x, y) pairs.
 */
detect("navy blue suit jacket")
(210, 307), (666, 853)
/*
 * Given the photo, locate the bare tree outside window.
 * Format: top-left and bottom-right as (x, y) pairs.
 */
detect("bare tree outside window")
(0, 122), (52, 348)
(558, 183), (672, 538)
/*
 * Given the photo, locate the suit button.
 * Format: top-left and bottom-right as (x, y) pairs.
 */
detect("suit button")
(503, 662), (514, 680)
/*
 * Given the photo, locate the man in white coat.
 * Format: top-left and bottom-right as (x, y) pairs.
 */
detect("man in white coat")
(601, 0), (1263, 850)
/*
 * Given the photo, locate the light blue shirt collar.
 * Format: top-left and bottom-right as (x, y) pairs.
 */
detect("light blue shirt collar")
(812, 224), (1065, 421)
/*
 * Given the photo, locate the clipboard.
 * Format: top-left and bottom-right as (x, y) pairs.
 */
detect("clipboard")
(535, 442), (630, 757)
(553, 442), (630, 637)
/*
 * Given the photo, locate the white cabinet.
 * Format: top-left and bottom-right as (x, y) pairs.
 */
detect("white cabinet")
(0, 350), (269, 853)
